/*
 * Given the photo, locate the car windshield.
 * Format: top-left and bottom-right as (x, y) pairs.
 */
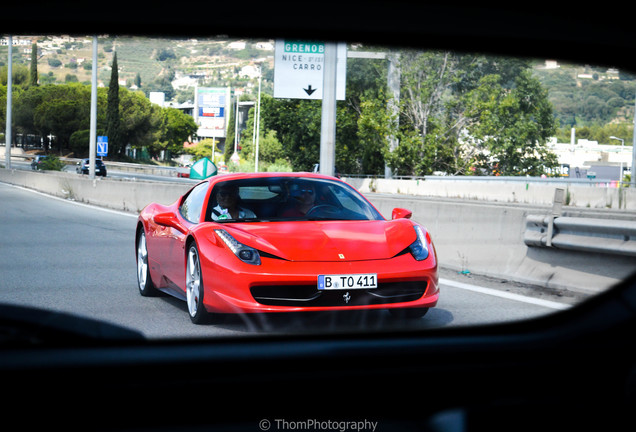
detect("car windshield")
(208, 177), (384, 222)
(1, 33), (635, 341)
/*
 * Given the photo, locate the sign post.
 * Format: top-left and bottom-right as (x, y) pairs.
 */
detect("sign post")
(319, 43), (338, 177)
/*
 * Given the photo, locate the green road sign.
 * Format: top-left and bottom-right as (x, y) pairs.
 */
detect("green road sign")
(190, 157), (217, 180)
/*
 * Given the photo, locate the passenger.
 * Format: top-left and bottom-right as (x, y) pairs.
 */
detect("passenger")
(211, 184), (256, 221)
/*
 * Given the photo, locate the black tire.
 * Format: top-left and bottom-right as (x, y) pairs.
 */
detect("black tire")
(136, 229), (158, 297)
(186, 243), (211, 324)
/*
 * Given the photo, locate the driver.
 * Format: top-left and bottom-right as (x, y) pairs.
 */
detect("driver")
(211, 184), (256, 221)
(282, 182), (316, 217)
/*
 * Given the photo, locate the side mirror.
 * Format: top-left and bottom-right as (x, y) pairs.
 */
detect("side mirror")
(392, 208), (413, 220)
(154, 211), (187, 233)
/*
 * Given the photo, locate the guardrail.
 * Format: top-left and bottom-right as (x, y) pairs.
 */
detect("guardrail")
(524, 215), (636, 257)
(524, 188), (636, 257)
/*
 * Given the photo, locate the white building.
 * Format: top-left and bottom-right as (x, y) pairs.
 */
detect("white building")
(549, 138), (633, 179)
(227, 41), (246, 50)
(149, 92), (166, 107)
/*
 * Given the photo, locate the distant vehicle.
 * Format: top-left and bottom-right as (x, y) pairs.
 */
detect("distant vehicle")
(76, 158), (107, 176)
(312, 163), (341, 178)
(176, 164), (191, 178)
(30, 155), (48, 170)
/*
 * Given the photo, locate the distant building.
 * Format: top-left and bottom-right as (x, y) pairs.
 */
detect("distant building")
(548, 138), (633, 180)
(239, 64), (261, 79)
(543, 60), (560, 69)
(1, 36), (34, 46)
(254, 41), (274, 51)
(149, 92), (166, 107)
(227, 41), (247, 50)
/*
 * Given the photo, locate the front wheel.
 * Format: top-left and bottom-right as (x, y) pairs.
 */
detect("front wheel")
(186, 244), (210, 324)
(137, 230), (158, 296)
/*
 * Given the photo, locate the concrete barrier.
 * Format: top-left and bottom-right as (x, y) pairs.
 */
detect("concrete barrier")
(345, 177), (636, 210)
(2, 167), (634, 294)
(366, 194), (635, 295)
(0, 167), (190, 213)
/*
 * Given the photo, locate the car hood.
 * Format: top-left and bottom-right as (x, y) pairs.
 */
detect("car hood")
(222, 219), (417, 262)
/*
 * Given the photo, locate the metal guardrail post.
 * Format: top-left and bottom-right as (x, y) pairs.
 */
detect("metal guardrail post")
(546, 188), (564, 247)
(524, 188), (636, 257)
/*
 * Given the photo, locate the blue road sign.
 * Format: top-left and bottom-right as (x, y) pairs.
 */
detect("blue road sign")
(97, 136), (108, 157)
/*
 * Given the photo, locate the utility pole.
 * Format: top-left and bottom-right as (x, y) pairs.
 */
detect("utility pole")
(231, 93), (240, 164)
(386, 52), (400, 179)
(5, 36), (12, 169)
(89, 36), (98, 179)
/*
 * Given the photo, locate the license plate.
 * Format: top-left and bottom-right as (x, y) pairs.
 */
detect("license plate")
(318, 274), (377, 290)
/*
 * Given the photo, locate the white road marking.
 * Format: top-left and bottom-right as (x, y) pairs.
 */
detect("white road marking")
(440, 278), (571, 310)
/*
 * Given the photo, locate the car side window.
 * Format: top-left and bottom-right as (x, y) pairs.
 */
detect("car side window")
(179, 182), (209, 224)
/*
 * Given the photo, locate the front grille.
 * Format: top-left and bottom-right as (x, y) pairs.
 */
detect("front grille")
(250, 281), (427, 307)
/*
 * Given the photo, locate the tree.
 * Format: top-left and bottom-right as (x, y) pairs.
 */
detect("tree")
(30, 44), (38, 87)
(152, 107), (198, 159)
(463, 71), (558, 176)
(261, 96), (322, 171)
(0, 85), (7, 137)
(185, 139), (219, 161)
(400, 51), (454, 139)
(106, 52), (124, 157)
(12, 85), (44, 145)
(1, 64), (29, 87)
(119, 89), (162, 151)
(32, 84), (91, 152)
(356, 94), (392, 175)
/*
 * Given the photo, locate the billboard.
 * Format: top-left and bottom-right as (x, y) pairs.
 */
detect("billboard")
(195, 87), (231, 138)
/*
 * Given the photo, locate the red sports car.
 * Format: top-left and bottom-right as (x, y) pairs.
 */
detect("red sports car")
(135, 172), (439, 324)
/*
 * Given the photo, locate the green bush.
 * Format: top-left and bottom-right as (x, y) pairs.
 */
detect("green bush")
(39, 155), (65, 171)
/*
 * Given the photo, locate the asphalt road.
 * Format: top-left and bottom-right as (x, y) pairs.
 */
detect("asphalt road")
(0, 182), (576, 339)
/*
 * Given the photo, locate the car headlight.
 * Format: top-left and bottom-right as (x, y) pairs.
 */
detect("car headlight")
(409, 225), (429, 261)
(215, 229), (261, 265)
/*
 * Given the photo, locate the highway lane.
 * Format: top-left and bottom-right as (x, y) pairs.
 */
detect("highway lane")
(0, 181), (574, 339)
(8, 159), (198, 183)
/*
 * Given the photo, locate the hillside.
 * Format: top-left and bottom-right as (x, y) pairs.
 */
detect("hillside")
(3, 36), (635, 130)
(532, 60), (636, 128)
(1, 35), (275, 101)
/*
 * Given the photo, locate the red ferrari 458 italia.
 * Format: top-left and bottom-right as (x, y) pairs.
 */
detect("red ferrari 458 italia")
(136, 172), (439, 324)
